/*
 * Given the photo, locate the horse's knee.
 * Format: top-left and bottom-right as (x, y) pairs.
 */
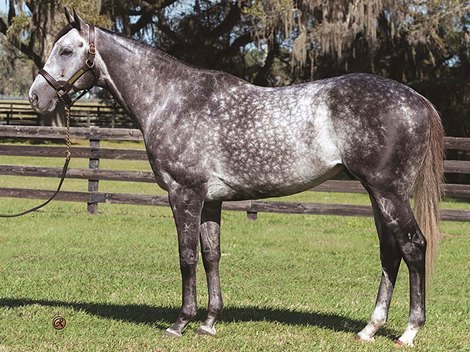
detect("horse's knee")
(179, 248), (199, 270)
(201, 246), (221, 264)
(200, 225), (221, 265)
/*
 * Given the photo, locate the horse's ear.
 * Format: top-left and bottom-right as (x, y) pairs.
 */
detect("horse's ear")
(64, 7), (73, 24)
(72, 8), (86, 31)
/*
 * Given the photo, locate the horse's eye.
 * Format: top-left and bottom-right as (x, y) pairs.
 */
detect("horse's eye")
(60, 48), (73, 56)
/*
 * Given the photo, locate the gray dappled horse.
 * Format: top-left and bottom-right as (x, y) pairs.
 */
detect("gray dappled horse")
(29, 10), (444, 347)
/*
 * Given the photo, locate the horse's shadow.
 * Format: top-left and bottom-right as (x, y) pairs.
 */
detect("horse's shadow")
(0, 297), (399, 340)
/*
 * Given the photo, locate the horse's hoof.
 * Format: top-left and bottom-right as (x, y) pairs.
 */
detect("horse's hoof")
(395, 339), (414, 348)
(196, 325), (216, 337)
(165, 327), (182, 338)
(356, 332), (375, 342)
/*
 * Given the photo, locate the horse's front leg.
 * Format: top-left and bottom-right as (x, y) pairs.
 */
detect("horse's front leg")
(196, 201), (223, 336)
(165, 186), (204, 337)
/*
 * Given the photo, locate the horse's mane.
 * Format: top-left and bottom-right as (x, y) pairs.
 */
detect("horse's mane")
(98, 27), (180, 63)
(99, 26), (220, 75)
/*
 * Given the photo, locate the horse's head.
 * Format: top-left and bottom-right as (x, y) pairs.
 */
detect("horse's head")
(29, 8), (97, 112)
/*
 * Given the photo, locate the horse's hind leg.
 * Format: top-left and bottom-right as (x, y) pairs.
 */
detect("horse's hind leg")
(196, 201), (223, 336)
(357, 197), (402, 342)
(362, 189), (427, 346)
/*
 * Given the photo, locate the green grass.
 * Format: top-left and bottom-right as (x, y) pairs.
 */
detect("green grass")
(0, 143), (469, 351)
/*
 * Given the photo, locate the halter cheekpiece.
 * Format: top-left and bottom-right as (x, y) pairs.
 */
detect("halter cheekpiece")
(39, 24), (97, 107)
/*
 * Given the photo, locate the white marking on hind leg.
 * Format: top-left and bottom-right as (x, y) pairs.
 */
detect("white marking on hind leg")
(357, 323), (378, 342)
(397, 324), (419, 347)
(357, 304), (387, 341)
(357, 274), (390, 343)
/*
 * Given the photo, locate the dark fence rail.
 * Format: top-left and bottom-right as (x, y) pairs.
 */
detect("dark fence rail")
(0, 125), (469, 221)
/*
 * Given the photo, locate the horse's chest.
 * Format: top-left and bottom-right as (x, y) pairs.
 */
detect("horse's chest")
(144, 131), (210, 191)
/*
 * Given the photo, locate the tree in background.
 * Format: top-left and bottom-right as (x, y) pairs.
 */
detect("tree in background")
(0, 37), (32, 95)
(0, 0), (469, 139)
(0, 0), (108, 67)
(245, 0), (470, 141)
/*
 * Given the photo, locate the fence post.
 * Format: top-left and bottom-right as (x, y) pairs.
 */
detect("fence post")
(87, 127), (100, 214)
(112, 102), (116, 128)
(247, 200), (258, 220)
(7, 103), (12, 125)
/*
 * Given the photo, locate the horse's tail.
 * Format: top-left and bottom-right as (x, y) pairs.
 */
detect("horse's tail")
(413, 98), (445, 283)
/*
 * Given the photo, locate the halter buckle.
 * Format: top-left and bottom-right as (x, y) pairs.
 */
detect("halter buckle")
(88, 43), (96, 55)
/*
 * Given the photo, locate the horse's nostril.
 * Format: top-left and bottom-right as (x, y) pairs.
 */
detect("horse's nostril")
(30, 93), (39, 106)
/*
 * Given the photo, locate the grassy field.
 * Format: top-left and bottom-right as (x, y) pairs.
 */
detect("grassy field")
(0, 142), (469, 351)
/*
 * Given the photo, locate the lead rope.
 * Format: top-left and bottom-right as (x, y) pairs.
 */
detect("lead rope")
(0, 106), (72, 218)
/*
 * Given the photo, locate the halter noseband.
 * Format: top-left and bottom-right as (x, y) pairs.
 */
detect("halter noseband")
(39, 24), (97, 108)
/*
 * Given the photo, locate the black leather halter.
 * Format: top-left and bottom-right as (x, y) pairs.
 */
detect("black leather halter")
(39, 24), (97, 108)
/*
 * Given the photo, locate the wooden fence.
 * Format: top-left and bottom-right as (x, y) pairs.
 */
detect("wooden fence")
(0, 125), (469, 221)
(0, 100), (133, 128)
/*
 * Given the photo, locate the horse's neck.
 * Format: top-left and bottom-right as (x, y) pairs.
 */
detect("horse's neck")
(96, 29), (192, 132)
